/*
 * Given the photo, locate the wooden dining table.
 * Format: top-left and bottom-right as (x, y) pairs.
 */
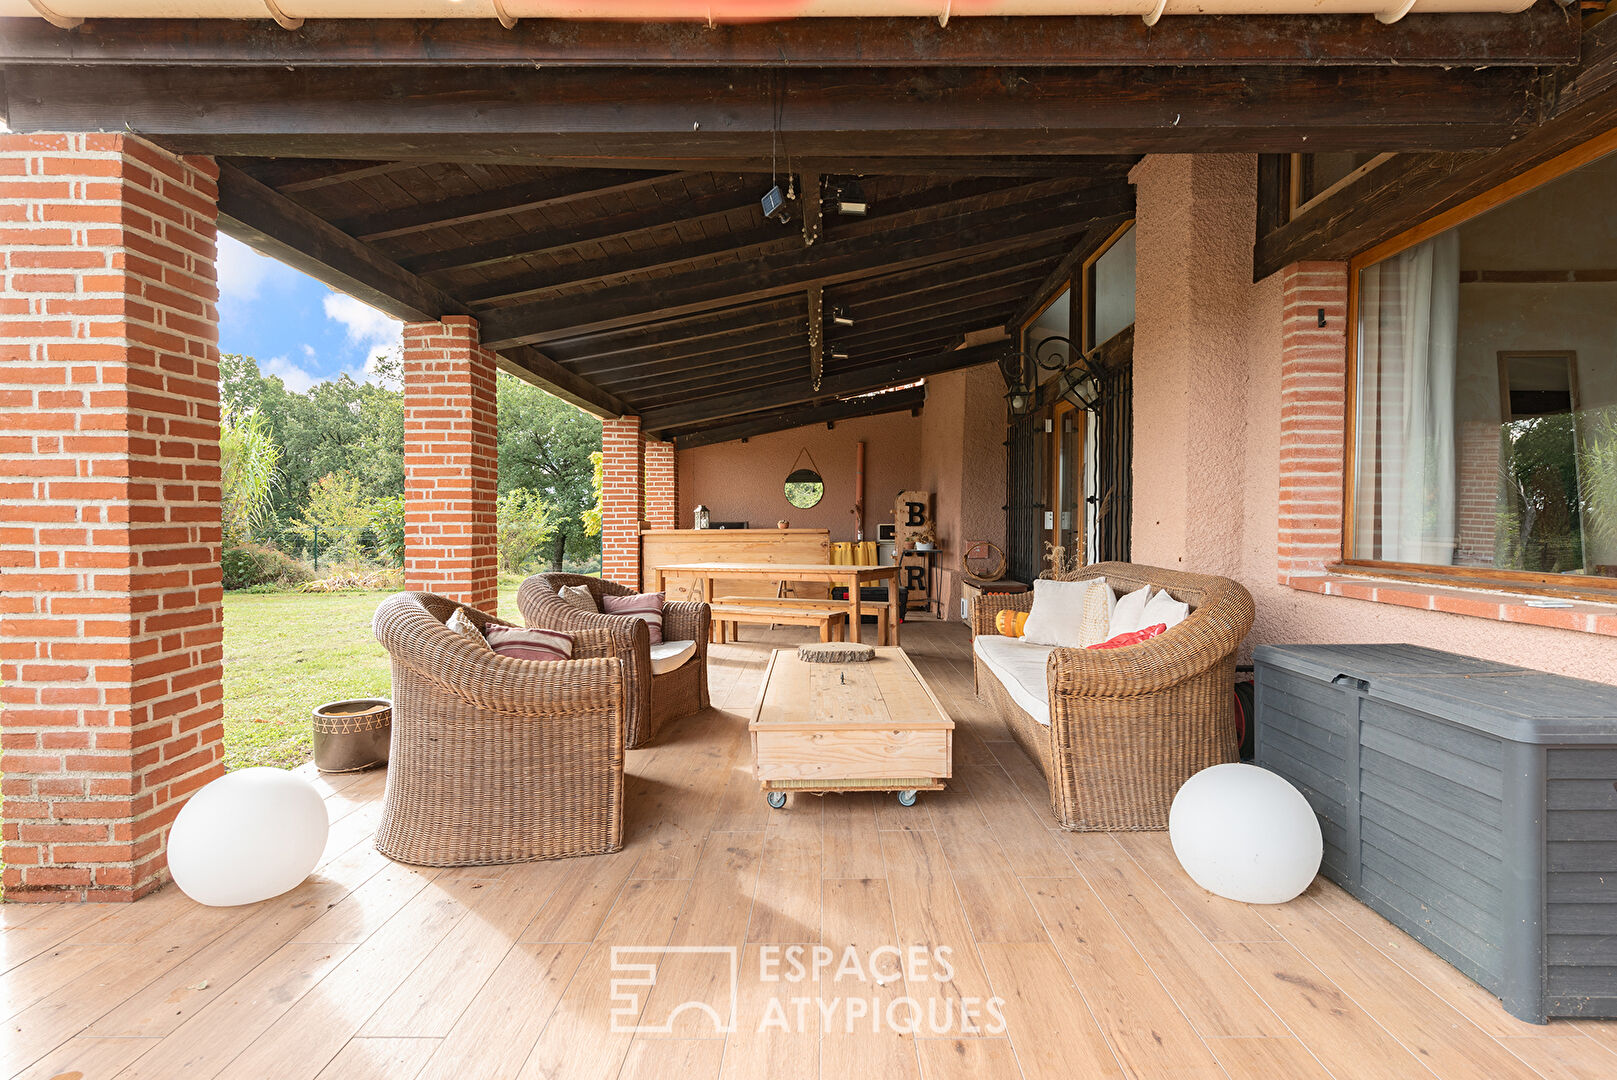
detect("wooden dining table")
(652, 561), (902, 646)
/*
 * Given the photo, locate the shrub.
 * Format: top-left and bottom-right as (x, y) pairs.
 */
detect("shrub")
(222, 542), (314, 590)
(300, 566), (404, 593)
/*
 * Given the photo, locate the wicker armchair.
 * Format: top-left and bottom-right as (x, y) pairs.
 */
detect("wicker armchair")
(372, 592), (626, 866)
(517, 573), (710, 748)
(971, 562), (1254, 831)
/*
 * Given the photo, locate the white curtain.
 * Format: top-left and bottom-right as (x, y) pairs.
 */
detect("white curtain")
(1353, 231), (1460, 565)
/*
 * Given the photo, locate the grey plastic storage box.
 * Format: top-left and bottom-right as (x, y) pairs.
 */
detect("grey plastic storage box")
(1253, 643), (1617, 1023)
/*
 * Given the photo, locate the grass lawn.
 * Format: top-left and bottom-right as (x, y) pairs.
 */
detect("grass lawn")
(223, 577), (522, 770)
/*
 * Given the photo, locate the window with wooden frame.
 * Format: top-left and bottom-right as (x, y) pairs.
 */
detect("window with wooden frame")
(1341, 131), (1617, 599)
(1083, 221), (1136, 352)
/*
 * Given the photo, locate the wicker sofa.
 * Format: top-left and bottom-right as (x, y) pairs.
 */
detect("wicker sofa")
(372, 592), (626, 866)
(971, 562), (1254, 831)
(517, 573), (710, 749)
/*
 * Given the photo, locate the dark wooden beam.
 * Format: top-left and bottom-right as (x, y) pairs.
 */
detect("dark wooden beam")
(331, 169), (671, 242)
(1253, 13), (1617, 280)
(545, 299), (801, 362)
(215, 160), (468, 324)
(465, 175), (1071, 307)
(402, 186), (766, 277)
(642, 340), (1009, 435)
(0, 12), (1578, 67)
(498, 346), (629, 419)
(231, 158), (418, 193)
(4, 64), (1544, 162)
(480, 187), (1133, 349)
(807, 285), (824, 393)
(673, 388), (927, 451)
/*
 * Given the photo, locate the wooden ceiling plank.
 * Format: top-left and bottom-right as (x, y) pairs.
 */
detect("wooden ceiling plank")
(642, 339), (1010, 434)
(403, 187), (764, 276)
(480, 187), (1133, 349)
(672, 387), (928, 451)
(336, 168), (673, 241)
(0, 13), (1577, 68)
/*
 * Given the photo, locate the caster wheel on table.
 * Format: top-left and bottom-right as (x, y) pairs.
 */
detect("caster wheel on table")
(896, 790), (919, 807)
(766, 791), (788, 809)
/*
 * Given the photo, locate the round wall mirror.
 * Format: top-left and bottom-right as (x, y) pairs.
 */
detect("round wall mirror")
(784, 467), (824, 509)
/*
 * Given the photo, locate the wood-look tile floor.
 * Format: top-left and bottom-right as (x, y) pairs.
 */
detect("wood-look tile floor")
(5, 621), (1616, 1080)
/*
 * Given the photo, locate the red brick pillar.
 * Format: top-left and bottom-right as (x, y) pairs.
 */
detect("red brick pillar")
(0, 133), (225, 902)
(644, 438), (678, 531)
(1277, 261), (1350, 583)
(402, 315), (499, 613)
(600, 416), (645, 588)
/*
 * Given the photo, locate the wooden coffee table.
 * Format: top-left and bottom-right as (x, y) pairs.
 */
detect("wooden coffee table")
(748, 646), (953, 808)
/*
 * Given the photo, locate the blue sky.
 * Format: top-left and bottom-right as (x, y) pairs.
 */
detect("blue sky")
(217, 234), (403, 392)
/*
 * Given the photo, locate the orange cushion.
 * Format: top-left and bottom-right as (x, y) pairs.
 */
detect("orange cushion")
(995, 609), (1030, 637)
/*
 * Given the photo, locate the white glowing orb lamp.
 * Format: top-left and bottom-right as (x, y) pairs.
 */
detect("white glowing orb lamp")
(167, 767), (329, 907)
(1169, 763), (1323, 905)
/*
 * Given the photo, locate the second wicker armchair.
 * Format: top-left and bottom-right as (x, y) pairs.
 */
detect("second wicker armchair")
(518, 573), (710, 748)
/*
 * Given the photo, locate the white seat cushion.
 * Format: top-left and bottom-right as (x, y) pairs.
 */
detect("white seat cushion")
(973, 635), (1055, 727)
(649, 639), (697, 675)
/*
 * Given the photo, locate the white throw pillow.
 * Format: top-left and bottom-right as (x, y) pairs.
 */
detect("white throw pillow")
(1019, 578), (1092, 648)
(1077, 578), (1116, 647)
(446, 606), (491, 651)
(1140, 589), (1191, 633)
(1108, 585), (1154, 637)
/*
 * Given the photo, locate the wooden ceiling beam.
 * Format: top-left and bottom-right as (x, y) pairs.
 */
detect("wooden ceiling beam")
(642, 339), (1010, 435)
(480, 187), (1132, 349)
(402, 186), (766, 276)
(1253, 16), (1617, 280)
(673, 388), (927, 452)
(331, 169), (673, 242)
(497, 346), (630, 419)
(462, 175), (1055, 303)
(6, 64), (1543, 162)
(231, 157), (418, 193)
(216, 160), (468, 324)
(545, 299), (801, 361)
(0, 13), (1577, 68)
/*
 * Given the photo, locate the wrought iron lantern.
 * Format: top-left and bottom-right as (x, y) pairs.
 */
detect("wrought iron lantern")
(998, 334), (1106, 415)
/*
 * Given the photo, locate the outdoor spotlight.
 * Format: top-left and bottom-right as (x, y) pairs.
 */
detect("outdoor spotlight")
(761, 184), (792, 225)
(828, 178), (868, 217)
(830, 305), (854, 328)
(831, 347), (850, 361)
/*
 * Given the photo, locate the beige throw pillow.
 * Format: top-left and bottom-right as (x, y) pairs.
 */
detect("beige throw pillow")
(446, 606), (491, 651)
(1077, 579), (1117, 647)
(1020, 578), (1092, 648)
(558, 583), (598, 613)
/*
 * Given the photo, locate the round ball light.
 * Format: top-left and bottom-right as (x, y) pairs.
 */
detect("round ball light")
(1169, 763), (1322, 905)
(167, 767), (329, 907)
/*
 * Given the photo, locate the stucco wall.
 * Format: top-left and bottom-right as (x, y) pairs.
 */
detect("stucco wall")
(919, 362), (1009, 618)
(676, 410), (923, 537)
(1130, 154), (1617, 685)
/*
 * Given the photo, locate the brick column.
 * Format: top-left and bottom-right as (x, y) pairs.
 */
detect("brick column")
(1277, 261), (1350, 583)
(600, 416), (645, 588)
(644, 438), (678, 530)
(1, 133), (225, 902)
(402, 315), (499, 613)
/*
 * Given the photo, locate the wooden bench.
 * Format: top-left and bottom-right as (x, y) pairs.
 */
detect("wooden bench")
(708, 604), (849, 644)
(715, 595), (891, 646)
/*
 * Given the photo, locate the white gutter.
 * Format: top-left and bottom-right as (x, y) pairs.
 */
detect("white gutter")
(7, 1), (1542, 34)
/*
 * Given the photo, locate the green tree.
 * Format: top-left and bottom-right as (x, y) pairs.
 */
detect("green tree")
(497, 373), (603, 569)
(581, 451), (604, 538)
(292, 472), (372, 568)
(219, 409), (281, 544)
(371, 494), (407, 568)
(496, 488), (556, 574)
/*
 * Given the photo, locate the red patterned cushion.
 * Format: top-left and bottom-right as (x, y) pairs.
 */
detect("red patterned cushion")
(483, 625), (574, 662)
(1086, 623), (1168, 650)
(602, 591), (665, 645)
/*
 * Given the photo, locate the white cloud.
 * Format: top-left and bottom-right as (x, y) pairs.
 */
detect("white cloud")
(323, 292), (402, 381)
(216, 235), (273, 305)
(261, 354), (317, 394)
